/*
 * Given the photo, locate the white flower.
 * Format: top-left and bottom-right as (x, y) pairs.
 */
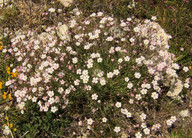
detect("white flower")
(82, 75), (89, 84)
(82, 70), (88, 75)
(183, 66), (189, 72)
(87, 118), (93, 125)
(121, 108), (128, 114)
(141, 123), (147, 128)
(95, 53), (100, 58)
(144, 39), (149, 45)
(135, 132), (142, 138)
(92, 93), (98, 100)
(135, 94), (142, 100)
(34, 45), (40, 50)
(48, 7), (55, 12)
(76, 69), (81, 74)
(98, 72), (103, 77)
(151, 16), (157, 21)
(100, 78), (106, 85)
(47, 91), (54, 97)
(127, 82), (133, 89)
(118, 58), (123, 63)
(115, 102), (122, 108)
(92, 77), (99, 83)
(143, 128), (150, 135)
(70, 19), (77, 28)
(48, 97), (55, 105)
(129, 99), (134, 104)
(126, 112), (132, 118)
(172, 63), (180, 70)
(127, 17), (132, 21)
(113, 69), (119, 75)
(114, 126), (121, 133)
(121, 38), (126, 41)
(72, 57), (78, 64)
(125, 77), (129, 82)
(97, 12), (103, 16)
(107, 72), (114, 78)
(44, 106), (48, 112)
(76, 11), (81, 16)
(151, 92), (158, 99)
(90, 13), (96, 17)
(97, 58), (103, 63)
(106, 36), (113, 41)
(134, 27), (139, 32)
(184, 83), (190, 88)
(165, 45), (170, 49)
(166, 119), (173, 126)
(5, 80), (12, 86)
(124, 56), (130, 61)
(87, 63), (93, 68)
(51, 106), (58, 113)
(32, 97), (37, 102)
(134, 72), (141, 79)
(149, 45), (155, 50)
(74, 79), (80, 86)
(170, 116), (177, 122)
(120, 22), (126, 27)
(58, 87), (64, 94)
(141, 89), (147, 95)
(85, 20), (90, 25)
(129, 37), (135, 43)
(140, 113), (147, 121)
(102, 117), (107, 123)
(86, 85), (92, 90)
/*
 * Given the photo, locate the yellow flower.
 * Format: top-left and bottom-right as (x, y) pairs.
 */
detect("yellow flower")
(7, 93), (12, 100)
(0, 82), (3, 89)
(0, 81), (4, 89)
(14, 128), (17, 131)
(6, 66), (11, 74)
(11, 71), (19, 78)
(5, 116), (8, 120)
(7, 70), (11, 75)
(0, 45), (3, 50)
(2, 92), (7, 100)
(10, 123), (13, 128)
(0, 41), (3, 50)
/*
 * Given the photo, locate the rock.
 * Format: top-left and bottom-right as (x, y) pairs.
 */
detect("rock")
(121, 131), (129, 138)
(179, 109), (190, 118)
(58, 0), (73, 7)
(167, 79), (183, 99)
(0, 0), (7, 8)
(162, 74), (175, 87)
(56, 24), (70, 41)
(38, 32), (54, 41)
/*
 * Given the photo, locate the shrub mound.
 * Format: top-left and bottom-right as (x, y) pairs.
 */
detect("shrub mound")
(2, 10), (190, 137)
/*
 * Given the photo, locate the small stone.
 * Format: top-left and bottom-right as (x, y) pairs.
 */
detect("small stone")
(38, 32), (54, 41)
(167, 79), (183, 99)
(57, 24), (70, 41)
(58, 0), (73, 7)
(179, 109), (190, 118)
(121, 131), (129, 138)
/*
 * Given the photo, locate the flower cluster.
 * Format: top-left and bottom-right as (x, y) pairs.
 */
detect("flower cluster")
(2, 10), (190, 137)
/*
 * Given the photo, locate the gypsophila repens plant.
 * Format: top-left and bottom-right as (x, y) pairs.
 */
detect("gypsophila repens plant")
(2, 9), (191, 137)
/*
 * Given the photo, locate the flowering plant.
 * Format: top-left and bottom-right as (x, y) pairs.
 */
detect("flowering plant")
(1, 9), (191, 137)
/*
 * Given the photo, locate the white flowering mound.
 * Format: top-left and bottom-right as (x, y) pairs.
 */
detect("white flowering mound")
(3, 11), (190, 137)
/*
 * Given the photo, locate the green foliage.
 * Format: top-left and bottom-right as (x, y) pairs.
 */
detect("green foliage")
(13, 102), (72, 137)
